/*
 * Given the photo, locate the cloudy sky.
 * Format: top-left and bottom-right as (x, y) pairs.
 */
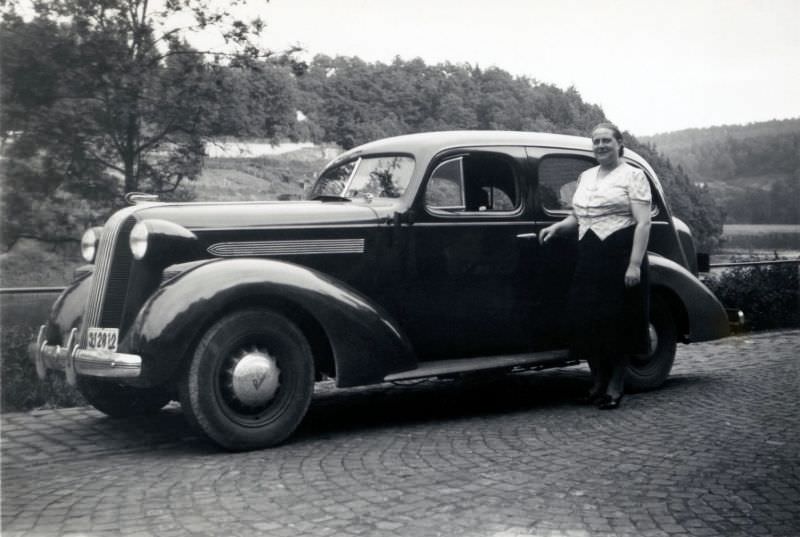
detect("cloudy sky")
(231, 0), (800, 136)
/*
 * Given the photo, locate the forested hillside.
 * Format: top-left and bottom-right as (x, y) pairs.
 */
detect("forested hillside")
(644, 119), (800, 224)
(1, 0), (724, 286)
(293, 56), (607, 148)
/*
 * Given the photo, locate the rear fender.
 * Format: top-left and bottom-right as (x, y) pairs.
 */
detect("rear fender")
(649, 254), (729, 342)
(123, 258), (416, 387)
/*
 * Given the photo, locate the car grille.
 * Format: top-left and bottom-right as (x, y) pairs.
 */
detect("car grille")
(80, 208), (139, 346)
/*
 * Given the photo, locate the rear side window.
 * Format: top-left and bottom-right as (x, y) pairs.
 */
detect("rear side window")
(538, 156), (595, 212)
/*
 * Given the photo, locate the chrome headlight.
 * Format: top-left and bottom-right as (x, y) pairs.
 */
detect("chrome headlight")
(80, 227), (103, 263)
(130, 222), (149, 260)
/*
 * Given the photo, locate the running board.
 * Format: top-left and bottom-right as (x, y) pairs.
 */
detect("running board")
(383, 349), (574, 382)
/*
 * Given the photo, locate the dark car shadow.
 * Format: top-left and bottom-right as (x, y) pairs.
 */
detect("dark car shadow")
(100, 369), (595, 455)
(64, 369), (717, 456)
(294, 369), (591, 440)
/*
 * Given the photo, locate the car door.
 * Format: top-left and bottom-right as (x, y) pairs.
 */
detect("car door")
(390, 146), (542, 361)
(524, 147), (598, 346)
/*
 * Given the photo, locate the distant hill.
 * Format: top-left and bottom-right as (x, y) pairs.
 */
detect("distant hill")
(642, 118), (800, 224)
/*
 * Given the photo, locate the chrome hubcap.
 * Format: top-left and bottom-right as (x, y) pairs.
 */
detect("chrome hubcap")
(228, 349), (280, 407)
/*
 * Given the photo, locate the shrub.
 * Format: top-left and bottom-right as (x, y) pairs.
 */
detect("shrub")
(704, 259), (800, 330)
(1, 324), (85, 412)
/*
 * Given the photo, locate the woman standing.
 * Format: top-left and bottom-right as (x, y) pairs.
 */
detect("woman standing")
(539, 123), (652, 410)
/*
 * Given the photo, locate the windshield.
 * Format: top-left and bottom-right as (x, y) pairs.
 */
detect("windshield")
(309, 156), (415, 200)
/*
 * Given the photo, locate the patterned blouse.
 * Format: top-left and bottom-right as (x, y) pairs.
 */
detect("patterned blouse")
(572, 162), (652, 240)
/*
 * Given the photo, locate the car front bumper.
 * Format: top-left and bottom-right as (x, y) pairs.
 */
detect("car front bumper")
(29, 326), (142, 385)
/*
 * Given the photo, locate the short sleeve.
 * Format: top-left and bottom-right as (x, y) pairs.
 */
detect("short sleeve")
(571, 168), (590, 209)
(628, 168), (651, 204)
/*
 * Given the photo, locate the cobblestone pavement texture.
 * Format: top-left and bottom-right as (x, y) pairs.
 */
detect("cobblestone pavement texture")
(2, 330), (799, 537)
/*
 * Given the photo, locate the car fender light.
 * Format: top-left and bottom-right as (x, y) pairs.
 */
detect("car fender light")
(80, 227), (103, 263)
(130, 222), (150, 260)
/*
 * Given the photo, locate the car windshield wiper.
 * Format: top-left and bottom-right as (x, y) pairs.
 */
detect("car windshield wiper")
(311, 195), (352, 202)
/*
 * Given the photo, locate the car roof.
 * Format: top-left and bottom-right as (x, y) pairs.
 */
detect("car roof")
(330, 130), (593, 163)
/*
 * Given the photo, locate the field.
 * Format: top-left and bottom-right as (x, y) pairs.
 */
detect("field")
(714, 224), (800, 262)
(193, 146), (335, 201)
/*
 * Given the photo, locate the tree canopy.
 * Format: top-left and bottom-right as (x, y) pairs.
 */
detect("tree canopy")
(293, 55), (607, 149)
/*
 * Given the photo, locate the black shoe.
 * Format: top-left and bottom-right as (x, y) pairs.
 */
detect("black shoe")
(596, 394), (623, 410)
(579, 390), (603, 405)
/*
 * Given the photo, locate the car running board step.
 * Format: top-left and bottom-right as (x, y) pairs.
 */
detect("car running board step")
(383, 350), (573, 382)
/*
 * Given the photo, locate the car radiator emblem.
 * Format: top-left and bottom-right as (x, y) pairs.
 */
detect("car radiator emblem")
(252, 373), (268, 390)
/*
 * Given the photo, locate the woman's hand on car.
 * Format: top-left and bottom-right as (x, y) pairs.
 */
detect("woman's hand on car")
(539, 224), (558, 245)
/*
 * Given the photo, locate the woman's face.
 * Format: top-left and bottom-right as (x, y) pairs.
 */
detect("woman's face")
(592, 128), (621, 167)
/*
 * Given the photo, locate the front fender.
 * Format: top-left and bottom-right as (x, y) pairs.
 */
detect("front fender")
(649, 254), (729, 342)
(123, 258), (416, 387)
(45, 268), (94, 344)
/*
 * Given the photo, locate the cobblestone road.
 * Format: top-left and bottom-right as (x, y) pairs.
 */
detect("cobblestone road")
(2, 330), (799, 537)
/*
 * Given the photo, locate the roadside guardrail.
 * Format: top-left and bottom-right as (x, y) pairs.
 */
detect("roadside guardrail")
(0, 287), (66, 295)
(709, 259), (800, 269)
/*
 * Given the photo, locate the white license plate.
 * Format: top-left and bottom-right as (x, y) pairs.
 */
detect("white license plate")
(87, 327), (119, 352)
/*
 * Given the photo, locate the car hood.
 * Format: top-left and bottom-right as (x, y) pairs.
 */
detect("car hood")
(130, 200), (382, 230)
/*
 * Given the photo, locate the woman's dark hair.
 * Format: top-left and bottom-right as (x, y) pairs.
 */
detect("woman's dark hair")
(592, 122), (624, 156)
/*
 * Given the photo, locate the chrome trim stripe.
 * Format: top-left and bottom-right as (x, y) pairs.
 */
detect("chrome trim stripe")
(207, 238), (366, 257)
(194, 223), (377, 232)
(412, 221), (539, 227)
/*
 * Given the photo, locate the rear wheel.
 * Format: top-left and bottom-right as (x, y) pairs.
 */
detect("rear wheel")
(77, 378), (172, 418)
(179, 308), (314, 451)
(626, 295), (677, 392)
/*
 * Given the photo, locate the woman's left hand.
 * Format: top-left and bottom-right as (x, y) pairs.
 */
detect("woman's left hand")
(625, 265), (641, 287)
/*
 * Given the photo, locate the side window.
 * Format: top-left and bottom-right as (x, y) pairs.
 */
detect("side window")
(310, 160), (356, 197)
(425, 158), (464, 209)
(425, 154), (520, 214)
(538, 156), (595, 212)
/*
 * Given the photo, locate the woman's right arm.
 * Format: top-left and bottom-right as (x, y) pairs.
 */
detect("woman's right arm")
(539, 213), (578, 245)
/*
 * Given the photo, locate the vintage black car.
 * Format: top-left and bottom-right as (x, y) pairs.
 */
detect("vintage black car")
(31, 131), (730, 450)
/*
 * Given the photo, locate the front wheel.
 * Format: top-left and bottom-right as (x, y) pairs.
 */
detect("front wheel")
(179, 308), (314, 451)
(77, 378), (172, 418)
(625, 295), (677, 392)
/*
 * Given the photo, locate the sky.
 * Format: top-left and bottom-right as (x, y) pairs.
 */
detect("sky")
(218, 0), (800, 137)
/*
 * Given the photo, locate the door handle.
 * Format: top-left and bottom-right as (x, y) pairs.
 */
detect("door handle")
(516, 232), (538, 240)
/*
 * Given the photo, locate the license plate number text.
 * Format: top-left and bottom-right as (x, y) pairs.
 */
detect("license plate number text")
(87, 328), (119, 352)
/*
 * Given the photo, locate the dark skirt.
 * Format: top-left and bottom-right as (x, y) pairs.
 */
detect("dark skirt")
(568, 226), (649, 359)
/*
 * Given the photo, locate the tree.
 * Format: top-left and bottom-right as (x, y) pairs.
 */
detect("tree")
(1, 0), (298, 248)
